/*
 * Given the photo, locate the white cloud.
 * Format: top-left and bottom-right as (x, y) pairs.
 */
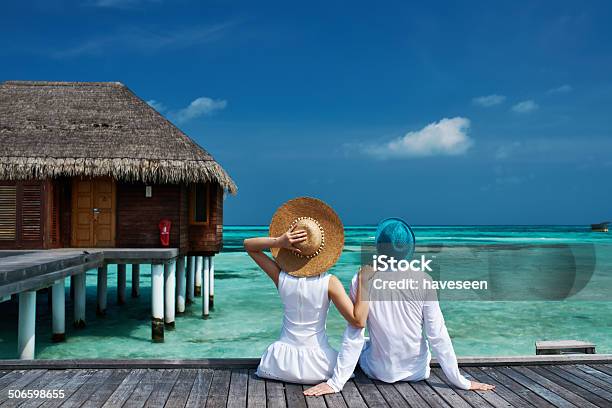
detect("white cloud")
(547, 84), (572, 94)
(173, 97), (227, 123)
(146, 99), (166, 112)
(363, 117), (472, 159)
(495, 141), (522, 160)
(51, 21), (239, 58)
(88, 0), (161, 8)
(472, 94), (506, 107)
(511, 100), (539, 114)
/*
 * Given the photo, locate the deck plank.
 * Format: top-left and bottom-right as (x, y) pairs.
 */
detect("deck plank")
(0, 370), (46, 401)
(164, 369), (198, 408)
(431, 368), (499, 408)
(533, 366), (612, 406)
(339, 380), (368, 408)
(266, 380), (287, 408)
(226, 369), (248, 408)
(59, 369), (112, 408)
(40, 369), (95, 408)
(0, 371), (25, 393)
(123, 369), (161, 408)
(285, 384), (307, 408)
(1, 370), (58, 408)
(479, 366), (554, 408)
(81, 368), (130, 408)
(352, 371), (389, 408)
(424, 372), (472, 408)
(19, 369), (79, 408)
(204, 369), (231, 408)
(593, 364), (612, 377)
(101, 369), (147, 408)
(373, 380), (419, 408)
(463, 367), (536, 408)
(410, 380), (452, 408)
(184, 369), (214, 408)
(324, 391), (347, 408)
(570, 364), (612, 388)
(247, 370), (266, 408)
(392, 381), (432, 408)
(144, 368), (180, 407)
(496, 367), (577, 408)
(512, 366), (599, 408)
(585, 364), (612, 384)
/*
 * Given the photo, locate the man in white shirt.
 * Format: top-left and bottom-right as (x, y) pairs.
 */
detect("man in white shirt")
(304, 218), (495, 396)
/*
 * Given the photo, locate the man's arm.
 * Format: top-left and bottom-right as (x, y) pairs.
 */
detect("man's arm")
(423, 298), (494, 391)
(423, 299), (472, 390)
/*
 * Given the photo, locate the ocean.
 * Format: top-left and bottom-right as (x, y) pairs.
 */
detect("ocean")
(0, 225), (611, 359)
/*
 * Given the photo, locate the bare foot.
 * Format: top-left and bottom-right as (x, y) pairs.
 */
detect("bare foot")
(470, 381), (495, 391)
(303, 382), (336, 396)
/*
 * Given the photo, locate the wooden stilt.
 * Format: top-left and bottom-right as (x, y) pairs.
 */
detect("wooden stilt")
(97, 265), (107, 316)
(117, 264), (126, 305)
(151, 263), (164, 342)
(51, 279), (65, 342)
(131, 264), (140, 298)
(18, 290), (36, 360)
(176, 256), (186, 314)
(186, 256), (195, 305)
(203, 257), (210, 319)
(209, 256), (215, 310)
(164, 259), (176, 329)
(195, 256), (203, 296)
(74, 272), (86, 328)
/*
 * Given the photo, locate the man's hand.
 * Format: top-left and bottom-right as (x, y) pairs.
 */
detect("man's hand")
(359, 265), (375, 286)
(470, 381), (495, 391)
(276, 225), (307, 253)
(303, 382), (336, 396)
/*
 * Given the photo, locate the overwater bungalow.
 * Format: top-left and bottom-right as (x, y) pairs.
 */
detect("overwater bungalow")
(0, 81), (237, 355)
(0, 81), (236, 252)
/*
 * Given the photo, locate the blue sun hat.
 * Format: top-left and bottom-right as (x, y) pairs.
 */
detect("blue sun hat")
(375, 217), (416, 260)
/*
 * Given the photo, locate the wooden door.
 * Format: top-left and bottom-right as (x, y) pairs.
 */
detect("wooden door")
(71, 178), (116, 247)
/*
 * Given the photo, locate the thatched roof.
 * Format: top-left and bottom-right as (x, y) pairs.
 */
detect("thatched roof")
(0, 81), (237, 194)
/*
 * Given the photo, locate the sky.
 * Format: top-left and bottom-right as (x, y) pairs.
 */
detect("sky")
(1, 1), (611, 225)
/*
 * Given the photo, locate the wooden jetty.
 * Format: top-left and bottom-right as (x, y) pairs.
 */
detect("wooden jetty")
(536, 340), (597, 355)
(0, 355), (611, 407)
(0, 248), (217, 359)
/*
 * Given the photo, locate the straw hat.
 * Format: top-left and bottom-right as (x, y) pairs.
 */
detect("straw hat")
(269, 197), (344, 277)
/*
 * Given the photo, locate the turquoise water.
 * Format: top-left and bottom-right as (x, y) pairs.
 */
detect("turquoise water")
(1, 225), (611, 359)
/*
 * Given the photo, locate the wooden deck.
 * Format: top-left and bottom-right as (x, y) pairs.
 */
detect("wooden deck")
(0, 361), (611, 407)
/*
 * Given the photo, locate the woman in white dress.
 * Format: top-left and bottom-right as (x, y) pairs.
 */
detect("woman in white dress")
(243, 197), (368, 389)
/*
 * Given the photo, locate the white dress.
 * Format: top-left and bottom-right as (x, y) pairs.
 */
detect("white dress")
(256, 271), (338, 384)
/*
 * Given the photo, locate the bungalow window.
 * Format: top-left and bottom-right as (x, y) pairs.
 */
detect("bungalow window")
(190, 184), (209, 224)
(0, 185), (17, 240)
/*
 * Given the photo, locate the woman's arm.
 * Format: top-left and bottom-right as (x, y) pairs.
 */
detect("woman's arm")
(243, 227), (307, 286)
(328, 268), (370, 329)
